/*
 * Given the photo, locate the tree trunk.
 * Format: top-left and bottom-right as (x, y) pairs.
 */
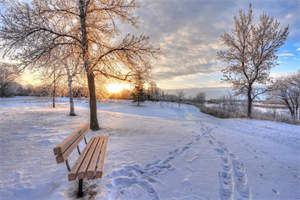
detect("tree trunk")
(291, 110), (295, 120)
(52, 91), (55, 108)
(68, 77), (76, 116)
(284, 99), (295, 120)
(79, 0), (100, 130)
(52, 70), (56, 108)
(0, 86), (3, 97)
(247, 87), (252, 118)
(87, 72), (100, 130)
(296, 103), (299, 120)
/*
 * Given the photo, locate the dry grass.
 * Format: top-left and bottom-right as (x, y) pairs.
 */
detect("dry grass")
(194, 104), (300, 125)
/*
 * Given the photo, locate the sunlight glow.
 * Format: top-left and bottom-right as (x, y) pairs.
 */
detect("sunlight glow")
(106, 84), (130, 94)
(19, 71), (41, 86)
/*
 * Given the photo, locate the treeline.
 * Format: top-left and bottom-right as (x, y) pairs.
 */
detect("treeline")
(0, 82), (89, 98)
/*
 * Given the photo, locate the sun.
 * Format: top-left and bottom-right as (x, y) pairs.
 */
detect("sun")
(106, 84), (130, 94)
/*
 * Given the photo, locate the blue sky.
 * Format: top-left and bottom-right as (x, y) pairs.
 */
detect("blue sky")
(127, 0), (300, 89)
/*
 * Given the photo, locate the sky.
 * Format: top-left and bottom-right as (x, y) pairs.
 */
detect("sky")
(9, 0), (300, 90)
(123, 0), (300, 90)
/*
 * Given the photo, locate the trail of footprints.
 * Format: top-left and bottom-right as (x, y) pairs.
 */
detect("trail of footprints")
(105, 134), (202, 200)
(203, 127), (252, 200)
(103, 126), (251, 200)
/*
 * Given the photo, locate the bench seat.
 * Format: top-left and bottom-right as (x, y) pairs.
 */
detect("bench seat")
(53, 123), (108, 196)
(68, 136), (109, 181)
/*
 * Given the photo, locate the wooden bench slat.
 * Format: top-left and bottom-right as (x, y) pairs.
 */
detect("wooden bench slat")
(87, 136), (104, 179)
(54, 122), (109, 188)
(56, 127), (90, 163)
(53, 123), (89, 155)
(95, 136), (109, 178)
(68, 137), (96, 181)
(77, 136), (101, 179)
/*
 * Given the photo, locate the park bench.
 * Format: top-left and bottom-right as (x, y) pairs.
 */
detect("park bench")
(53, 123), (108, 197)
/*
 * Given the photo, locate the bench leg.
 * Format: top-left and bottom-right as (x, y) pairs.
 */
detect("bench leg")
(77, 145), (81, 155)
(78, 179), (83, 197)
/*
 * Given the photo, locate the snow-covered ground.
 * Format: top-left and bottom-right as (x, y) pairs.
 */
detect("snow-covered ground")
(0, 97), (299, 200)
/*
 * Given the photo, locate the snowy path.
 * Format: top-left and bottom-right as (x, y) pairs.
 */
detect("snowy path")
(0, 97), (299, 200)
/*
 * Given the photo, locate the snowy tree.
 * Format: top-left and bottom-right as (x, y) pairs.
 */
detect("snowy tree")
(270, 74), (300, 120)
(131, 67), (149, 106)
(147, 81), (161, 101)
(0, 0), (158, 130)
(40, 63), (65, 108)
(217, 4), (288, 118)
(0, 62), (20, 97)
(51, 49), (83, 115)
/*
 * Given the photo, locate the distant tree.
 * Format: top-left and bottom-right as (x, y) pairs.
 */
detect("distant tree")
(220, 92), (240, 113)
(131, 67), (150, 106)
(194, 92), (206, 104)
(95, 76), (110, 102)
(147, 81), (161, 101)
(176, 90), (185, 107)
(0, 62), (20, 97)
(270, 74), (300, 120)
(40, 63), (64, 108)
(292, 71), (300, 119)
(164, 94), (177, 102)
(217, 4), (289, 118)
(51, 49), (82, 115)
(161, 91), (165, 101)
(73, 86), (88, 98)
(30, 84), (50, 97)
(132, 86), (145, 106)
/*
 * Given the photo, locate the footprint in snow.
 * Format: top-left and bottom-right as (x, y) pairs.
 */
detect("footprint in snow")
(272, 188), (280, 195)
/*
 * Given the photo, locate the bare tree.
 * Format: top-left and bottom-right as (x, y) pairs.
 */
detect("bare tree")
(51, 49), (83, 115)
(270, 75), (300, 120)
(217, 4), (288, 117)
(193, 92), (206, 105)
(176, 90), (185, 107)
(0, 0), (158, 130)
(40, 62), (65, 108)
(0, 62), (20, 97)
(292, 71), (300, 119)
(147, 81), (161, 101)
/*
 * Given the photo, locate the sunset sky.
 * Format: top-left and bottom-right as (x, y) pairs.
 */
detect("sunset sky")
(19, 0), (300, 90)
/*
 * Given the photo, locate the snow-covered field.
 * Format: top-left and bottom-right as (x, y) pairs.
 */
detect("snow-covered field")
(0, 97), (299, 200)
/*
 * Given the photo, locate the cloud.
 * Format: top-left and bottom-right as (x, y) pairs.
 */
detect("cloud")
(124, 0), (300, 88)
(278, 53), (294, 57)
(131, 0), (237, 82)
(285, 13), (293, 19)
(297, 48), (300, 51)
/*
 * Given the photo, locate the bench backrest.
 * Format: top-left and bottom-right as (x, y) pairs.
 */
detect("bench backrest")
(53, 123), (90, 163)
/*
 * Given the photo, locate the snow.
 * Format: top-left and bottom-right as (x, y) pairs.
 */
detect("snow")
(0, 97), (299, 200)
